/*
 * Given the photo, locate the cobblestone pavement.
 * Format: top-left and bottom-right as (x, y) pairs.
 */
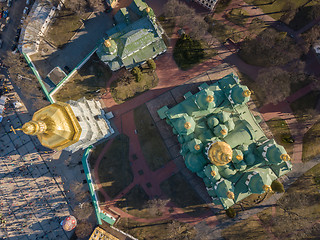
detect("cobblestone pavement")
(0, 79), (73, 240)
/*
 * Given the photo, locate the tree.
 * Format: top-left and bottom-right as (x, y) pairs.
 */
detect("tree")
(257, 67), (291, 104)
(131, 67), (142, 82)
(167, 220), (195, 239)
(271, 180), (285, 193)
(75, 220), (93, 239)
(226, 207), (236, 218)
(73, 202), (94, 220)
(146, 59), (156, 71)
(145, 198), (170, 216)
(87, 0), (106, 12)
(66, 0), (88, 14)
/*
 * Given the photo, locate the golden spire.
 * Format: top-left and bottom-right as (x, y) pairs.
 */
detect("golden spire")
(207, 141), (233, 166)
(263, 185), (272, 192)
(242, 90), (251, 98)
(227, 191), (235, 199)
(236, 155), (243, 161)
(280, 154), (290, 161)
(220, 129), (227, 135)
(18, 102), (81, 150)
(146, 7), (151, 13)
(184, 122), (192, 129)
(194, 144), (201, 150)
(104, 39), (111, 48)
(206, 95), (214, 103)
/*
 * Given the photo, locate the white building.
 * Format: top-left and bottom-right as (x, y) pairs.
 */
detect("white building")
(192, 0), (219, 11)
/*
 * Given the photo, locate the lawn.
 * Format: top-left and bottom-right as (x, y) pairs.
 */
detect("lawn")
(209, 20), (245, 43)
(226, 8), (249, 26)
(96, 134), (133, 199)
(115, 185), (153, 218)
(133, 104), (171, 171)
(243, 0), (317, 21)
(160, 172), (208, 218)
(46, 8), (90, 48)
(223, 163), (320, 239)
(290, 91), (320, 122)
(266, 118), (294, 156)
(214, 0), (232, 13)
(53, 54), (112, 102)
(302, 120), (320, 162)
(116, 218), (196, 240)
(110, 65), (158, 104)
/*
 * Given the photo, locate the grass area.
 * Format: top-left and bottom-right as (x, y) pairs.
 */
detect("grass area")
(214, 0), (232, 13)
(110, 65), (158, 104)
(224, 163), (320, 239)
(302, 121), (320, 162)
(244, 0), (317, 21)
(115, 185), (154, 218)
(134, 104), (171, 171)
(116, 218), (196, 240)
(173, 34), (217, 70)
(46, 8), (90, 48)
(290, 91), (320, 122)
(96, 134), (133, 199)
(209, 20), (245, 43)
(266, 118), (294, 156)
(160, 172), (208, 218)
(226, 8), (249, 26)
(221, 216), (268, 239)
(54, 54), (112, 102)
(256, 163), (320, 238)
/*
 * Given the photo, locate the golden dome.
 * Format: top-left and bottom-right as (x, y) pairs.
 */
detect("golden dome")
(263, 185), (272, 192)
(104, 39), (111, 48)
(220, 129), (227, 135)
(146, 7), (151, 13)
(194, 144), (201, 150)
(242, 90), (251, 97)
(184, 122), (192, 129)
(236, 155), (243, 161)
(206, 95), (214, 103)
(211, 170), (216, 177)
(207, 141), (233, 166)
(20, 102), (81, 150)
(280, 154), (290, 161)
(227, 191), (235, 199)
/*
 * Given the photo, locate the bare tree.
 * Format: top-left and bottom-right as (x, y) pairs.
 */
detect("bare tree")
(73, 202), (94, 220)
(167, 220), (195, 240)
(65, 0), (88, 14)
(87, 0), (106, 12)
(145, 198), (170, 216)
(75, 220), (94, 239)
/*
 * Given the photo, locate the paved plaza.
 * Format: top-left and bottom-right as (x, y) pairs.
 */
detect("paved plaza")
(0, 80), (73, 240)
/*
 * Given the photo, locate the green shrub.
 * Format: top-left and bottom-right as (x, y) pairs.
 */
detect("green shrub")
(131, 67), (142, 82)
(147, 59), (156, 71)
(271, 180), (285, 193)
(226, 207), (236, 218)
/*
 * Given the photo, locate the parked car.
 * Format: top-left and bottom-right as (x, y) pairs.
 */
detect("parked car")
(23, 7), (28, 15)
(7, 0), (12, 7)
(26, 0), (30, 5)
(5, 16), (10, 23)
(3, 10), (8, 19)
(0, 40), (3, 48)
(0, 24), (5, 32)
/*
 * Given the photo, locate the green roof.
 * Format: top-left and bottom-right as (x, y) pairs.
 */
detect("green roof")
(97, 1), (166, 71)
(158, 73), (292, 209)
